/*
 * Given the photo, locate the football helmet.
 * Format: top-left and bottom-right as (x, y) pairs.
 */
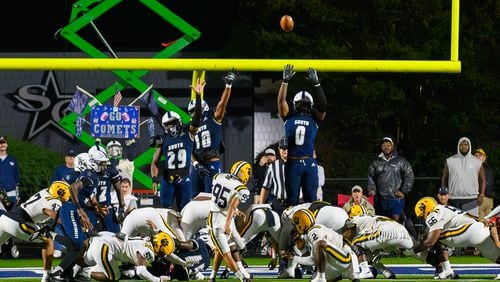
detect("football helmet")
(106, 140), (122, 158)
(161, 111), (182, 137)
(88, 149), (110, 173)
(74, 153), (91, 172)
(230, 161), (252, 185)
(187, 99), (209, 117)
(49, 180), (71, 202)
(349, 204), (366, 218)
(293, 91), (314, 113)
(415, 197), (438, 219)
(152, 231), (175, 256)
(292, 209), (315, 234)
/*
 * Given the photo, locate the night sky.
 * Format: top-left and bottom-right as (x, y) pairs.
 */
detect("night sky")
(1, 1), (237, 53)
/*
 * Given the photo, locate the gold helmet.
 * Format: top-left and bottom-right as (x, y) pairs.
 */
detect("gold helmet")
(349, 204), (366, 218)
(48, 181), (71, 202)
(230, 161), (252, 185)
(152, 231), (175, 256)
(292, 209), (315, 234)
(415, 197), (438, 219)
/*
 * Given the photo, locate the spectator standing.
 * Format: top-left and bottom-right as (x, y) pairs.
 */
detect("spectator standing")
(441, 137), (486, 217)
(368, 137), (414, 222)
(252, 148), (276, 201)
(50, 149), (77, 184)
(259, 138), (288, 215)
(190, 69), (237, 197)
(278, 64), (328, 206)
(343, 185), (375, 216)
(0, 136), (21, 209)
(474, 148), (495, 220)
(120, 178), (137, 215)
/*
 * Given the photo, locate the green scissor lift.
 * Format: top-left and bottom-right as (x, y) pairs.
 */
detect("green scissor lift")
(58, 0), (201, 189)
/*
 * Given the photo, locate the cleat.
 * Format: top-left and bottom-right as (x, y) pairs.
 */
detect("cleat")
(359, 271), (374, 279)
(382, 269), (396, 279)
(220, 268), (230, 279)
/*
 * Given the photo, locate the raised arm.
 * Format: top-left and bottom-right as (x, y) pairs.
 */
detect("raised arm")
(307, 68), (327, 121)
(189, 78), (204, 135)
(214, 69), (237, 122)
(278, 64), (295, 118)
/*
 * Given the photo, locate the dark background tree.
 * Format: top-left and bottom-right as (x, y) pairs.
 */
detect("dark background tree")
(222, 0), (499, 201)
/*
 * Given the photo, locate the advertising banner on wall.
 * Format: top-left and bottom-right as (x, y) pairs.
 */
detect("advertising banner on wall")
(91, 105), (139, 139)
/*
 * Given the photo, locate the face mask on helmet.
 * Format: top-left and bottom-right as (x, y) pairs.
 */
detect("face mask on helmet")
(49, 181), (71, 202)
(187, 99), (209, 117)
(74, 153), (91, 172)
(162, 111), (182, 137)
(152, 231), (175, 256)
(415, 197), (438, 219)
(89, 149), (110, 173)
(293, 91), (314, 114)
(230, 161), (252, 185)
(292, 209), (315, 234)
(106, 140), (123, 158)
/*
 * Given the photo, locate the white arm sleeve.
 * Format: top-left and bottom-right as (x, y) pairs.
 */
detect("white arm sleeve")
(136, 265), (160, 282)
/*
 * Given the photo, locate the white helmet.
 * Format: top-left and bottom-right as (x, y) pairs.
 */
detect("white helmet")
(74, 153), (91, 172)
(106, 140), (122, 158)
(161, 111), (182, 137)
(187, 99), (209, 117)
(88, 148), (110, 173)
(293, 91), (314, 113)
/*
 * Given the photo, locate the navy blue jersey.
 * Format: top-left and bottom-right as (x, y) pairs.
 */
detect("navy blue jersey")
(97, 167), (120, 205)
(283, 112), (319, 158)
(161, 130), (194, 175)
(193, 110), (223, 162)
(50, 165), (78, 184)
(75, 169), (98, 209)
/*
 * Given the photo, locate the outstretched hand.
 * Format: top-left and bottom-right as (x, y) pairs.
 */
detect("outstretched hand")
(190, 78), (206, 95)
(306, 68), (320, 86)
(223, 68), (238, 85)
(283, 64), (296, 83)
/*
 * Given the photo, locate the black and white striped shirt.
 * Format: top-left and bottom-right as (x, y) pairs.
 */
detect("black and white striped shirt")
(262, 159), (286, 200)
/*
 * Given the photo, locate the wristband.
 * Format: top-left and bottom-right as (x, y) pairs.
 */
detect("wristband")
(282, 81), (288, 85)
(225, 84), (232, 88)
(192, 161), (199, 166)
(152, 176), (160, 184)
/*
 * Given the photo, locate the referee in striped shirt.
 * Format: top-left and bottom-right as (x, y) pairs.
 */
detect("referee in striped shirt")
(259, 138), (288, 215)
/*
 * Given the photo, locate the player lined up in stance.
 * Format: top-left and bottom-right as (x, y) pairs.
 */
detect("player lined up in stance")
(283, 209), (360, 282)
(0, 180), (70, 282)
(279, 201), (349, 278)
(190, 69), (237, 196)
(412, 197), (500, 280)
(74, 231), (172, 282)
(345, 205), (414, 279)
(207, 160), (253, 282)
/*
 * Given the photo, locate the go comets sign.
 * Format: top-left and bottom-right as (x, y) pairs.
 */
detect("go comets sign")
(91, 105), (139, 139)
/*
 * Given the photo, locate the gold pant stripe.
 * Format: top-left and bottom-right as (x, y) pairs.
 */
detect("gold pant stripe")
(439, 223), (472, 239)
(240, 212), (254, 236)
(352, 230), (381, 245)
(101, 244), (115, 281)
(159, 215), (176, 237)
(325, 246), (351, 263)
(207, 212), (223, 255)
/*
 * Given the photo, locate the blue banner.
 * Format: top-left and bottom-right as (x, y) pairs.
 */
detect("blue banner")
(91, 106), (139, 139)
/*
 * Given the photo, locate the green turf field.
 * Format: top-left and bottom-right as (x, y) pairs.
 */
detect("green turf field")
(0, 256), (497, 281)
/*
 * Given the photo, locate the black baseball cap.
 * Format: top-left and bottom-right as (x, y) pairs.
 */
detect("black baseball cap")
(0, 136), (6, 143)
(438, 186), (449, 195)
(65, 149), (77, 157)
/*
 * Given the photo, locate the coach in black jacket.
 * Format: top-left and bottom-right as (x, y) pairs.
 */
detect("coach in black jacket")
(367, 137), (414, 222)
